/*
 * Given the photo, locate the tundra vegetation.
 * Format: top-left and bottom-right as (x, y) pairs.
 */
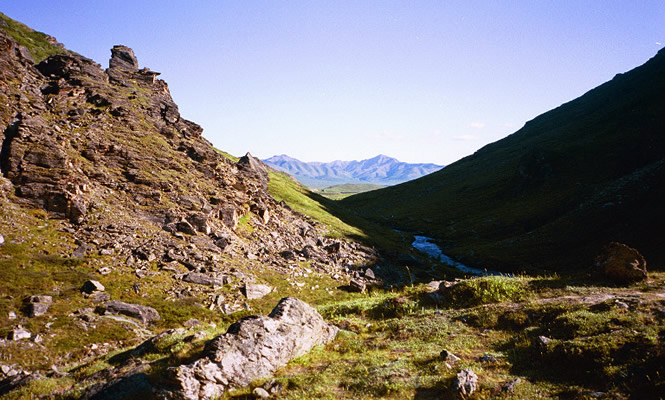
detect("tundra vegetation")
(0, 11), (663, 400)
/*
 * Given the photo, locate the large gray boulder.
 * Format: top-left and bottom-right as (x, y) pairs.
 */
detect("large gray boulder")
(102, 301), (161, 324)
(167, 297), (338, 399)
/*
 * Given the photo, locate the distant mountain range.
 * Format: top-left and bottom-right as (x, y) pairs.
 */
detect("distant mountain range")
(262, 154), (444, 188)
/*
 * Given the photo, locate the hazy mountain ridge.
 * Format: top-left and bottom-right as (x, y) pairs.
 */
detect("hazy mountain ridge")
(263, 154), (444, 188)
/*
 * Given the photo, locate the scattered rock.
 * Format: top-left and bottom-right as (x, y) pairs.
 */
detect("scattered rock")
(454, 369), (478, 396)
(90, 292), (110, 303)
(594, 242), (648, 284)
(7, 311), (16, 320)
(502, 378), (521, 393)
(81, 280), (105, 294)
(101, 301), (161, 324)
(537, 335), (552, 347)
(24, 295), (52, 317)
(168, 297), (338, 399)
(261, 379), (284, 395)
(8, 326), (31, 341)
(184, 319), (202, 328)
(0, 234), (4, 246)
(479, 354), (498, 363)
(182, 272), (228, 287)
(243, 283), (273, 300)
(187, 212), (212, 235)
(439, 349), (460, 364)
(363, 268), (376, 280)
(280, 250), (296, 260)
(220, 206), (238, 230)
(348, 279), (366, 293)
(72, 244), (90, 258)
(253, 387), (270, 399)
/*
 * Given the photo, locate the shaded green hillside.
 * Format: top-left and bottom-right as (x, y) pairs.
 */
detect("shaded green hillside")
(317, 183), (385, 200)
(342, 49), (665, 273)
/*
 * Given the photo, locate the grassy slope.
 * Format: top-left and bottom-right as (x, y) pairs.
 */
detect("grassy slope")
(0, 12), (67, 62)
(317, 183), (385, 200)
(2, 12), (663, 399)
(267, 169), (404, 252)
(342, 49), (665, 273)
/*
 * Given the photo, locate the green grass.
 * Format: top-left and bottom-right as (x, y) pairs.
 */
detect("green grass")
(266, 170), (405, 253)
(316, 183), (385, 200)
(0, 12), (67, 62)
(341, 48), (665, 273)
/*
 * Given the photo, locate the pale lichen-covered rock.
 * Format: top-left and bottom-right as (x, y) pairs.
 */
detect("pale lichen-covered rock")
(454, 368), (478, 396)
(166, 297), (338, 400)
(243, 283), (273, 300)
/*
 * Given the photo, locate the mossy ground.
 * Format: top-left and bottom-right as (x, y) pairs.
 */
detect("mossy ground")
(0, 11), (67, 62)
(2, 164), (663, 399)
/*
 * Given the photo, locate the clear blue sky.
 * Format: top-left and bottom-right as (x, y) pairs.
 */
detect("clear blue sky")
(3, 1), (664, 164)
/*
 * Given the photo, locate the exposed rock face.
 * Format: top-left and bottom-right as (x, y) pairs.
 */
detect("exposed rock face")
(101, 301), (161, 324)
(0, 25), (380, 397)
(594, 242), (648, 284)
(167, 297), (338, 399)
(109, 45), (139, 71)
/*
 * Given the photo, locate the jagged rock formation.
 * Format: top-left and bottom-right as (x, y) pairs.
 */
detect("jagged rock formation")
(0, 22), (378, 396)
(167, 297), (338, 399)
(0, 28), (377, 307)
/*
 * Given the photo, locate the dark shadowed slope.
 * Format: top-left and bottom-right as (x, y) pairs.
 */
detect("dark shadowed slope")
(342, 49), (665, 273)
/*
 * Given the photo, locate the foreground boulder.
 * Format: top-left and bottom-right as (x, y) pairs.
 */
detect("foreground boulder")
(594, 242), (647, 284)
(168, 297), (338, 399)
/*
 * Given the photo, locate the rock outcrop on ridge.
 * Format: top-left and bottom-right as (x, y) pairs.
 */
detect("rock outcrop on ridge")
(0, 21), (378, 396)
(0, 28), (377, 295)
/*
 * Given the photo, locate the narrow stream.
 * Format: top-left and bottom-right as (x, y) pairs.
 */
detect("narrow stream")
(412, 235), (501, 276)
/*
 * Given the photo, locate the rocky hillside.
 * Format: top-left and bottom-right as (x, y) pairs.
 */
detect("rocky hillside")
(263, 154), (444, 188)
(343, 48), (665, 273)
(0, 15), (382, 397)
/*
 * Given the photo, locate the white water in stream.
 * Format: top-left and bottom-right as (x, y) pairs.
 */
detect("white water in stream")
(412, 235), (502, 276)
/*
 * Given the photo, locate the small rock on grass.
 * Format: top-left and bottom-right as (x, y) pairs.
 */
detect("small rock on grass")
(0, 233), (4, 246)
(454, 369), (478, 396)
(81, 280), (105, 294)
(253, 387), (270, 398)
(440, 349), (460, 364)
(502, 378), (521, 393)
(9, 326), (31, 341)
(349, 278), (366, 293)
